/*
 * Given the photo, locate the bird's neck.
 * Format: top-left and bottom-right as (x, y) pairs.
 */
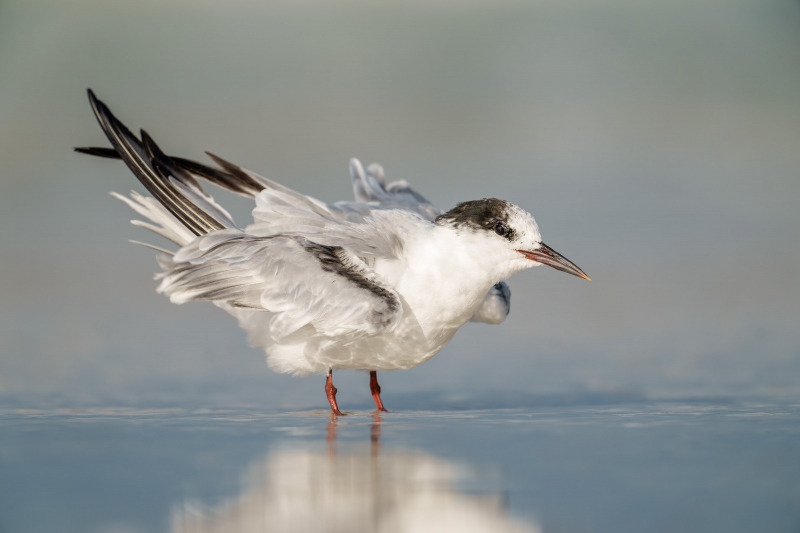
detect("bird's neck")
(387, 226), (508, 333)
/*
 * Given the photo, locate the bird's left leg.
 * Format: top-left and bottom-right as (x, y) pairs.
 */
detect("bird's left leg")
(325, 369), (344, 416)
(369, 371), (389, 412)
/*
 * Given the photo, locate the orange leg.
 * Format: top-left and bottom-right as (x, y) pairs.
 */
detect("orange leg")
(325, 369), (344, 416)
(369, 371), (389, 412)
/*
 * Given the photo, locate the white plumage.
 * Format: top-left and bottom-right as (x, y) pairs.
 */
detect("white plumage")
(119, 171), (524, 376)
(79, 90), (588, 412)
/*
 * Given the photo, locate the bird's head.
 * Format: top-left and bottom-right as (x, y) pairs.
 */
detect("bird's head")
(435, 198), (590, 281)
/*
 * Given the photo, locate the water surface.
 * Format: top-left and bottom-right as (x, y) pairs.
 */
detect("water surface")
(2, 402), (798, 532)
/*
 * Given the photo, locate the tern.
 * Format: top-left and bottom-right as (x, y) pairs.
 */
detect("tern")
(77, 89), (589, 415)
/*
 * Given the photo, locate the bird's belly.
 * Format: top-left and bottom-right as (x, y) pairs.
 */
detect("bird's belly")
(270, 310), (458, 375)
(264, 271), (489, 375)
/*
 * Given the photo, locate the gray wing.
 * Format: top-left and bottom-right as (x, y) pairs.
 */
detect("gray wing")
(343, 159), (443, 221)
(80, 91), (403, 342)
(157, 231), (402, 341)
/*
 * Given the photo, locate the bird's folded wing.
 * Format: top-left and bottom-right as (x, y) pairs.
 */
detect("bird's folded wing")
(157, 231), (402, 340)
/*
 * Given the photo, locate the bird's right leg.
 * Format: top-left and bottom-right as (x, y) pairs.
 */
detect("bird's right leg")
(325, 369), (344, 416)
(369, 371), (389, 412)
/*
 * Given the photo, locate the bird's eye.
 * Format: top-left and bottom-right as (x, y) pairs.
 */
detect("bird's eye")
(493, 221), (509, 237)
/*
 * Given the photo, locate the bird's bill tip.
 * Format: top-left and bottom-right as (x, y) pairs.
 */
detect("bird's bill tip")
(517, 243), (590, 281)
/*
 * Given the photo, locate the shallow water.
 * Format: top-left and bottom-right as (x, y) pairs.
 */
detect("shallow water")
(1, 402), (799, 533)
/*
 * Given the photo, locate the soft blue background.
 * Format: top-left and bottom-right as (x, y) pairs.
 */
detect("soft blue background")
(1, 0), (799, 410)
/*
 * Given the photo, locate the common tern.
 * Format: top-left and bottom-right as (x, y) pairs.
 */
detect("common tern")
(77, 89), (589, 414)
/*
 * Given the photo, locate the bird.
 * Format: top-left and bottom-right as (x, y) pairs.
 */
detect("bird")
(76, 89), (589, 415)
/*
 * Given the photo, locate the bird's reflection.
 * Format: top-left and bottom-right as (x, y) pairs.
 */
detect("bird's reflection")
(172, 414), (539, 533)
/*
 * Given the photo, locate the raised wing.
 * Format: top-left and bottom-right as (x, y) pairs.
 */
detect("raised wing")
(246, 184), (420, 261)
(344, 159), (442, 221)
(80, 90), (404, 342)
(83, 90), (236, 233)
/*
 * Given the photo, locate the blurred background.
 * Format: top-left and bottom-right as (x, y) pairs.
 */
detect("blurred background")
(1, 0), (799, 411)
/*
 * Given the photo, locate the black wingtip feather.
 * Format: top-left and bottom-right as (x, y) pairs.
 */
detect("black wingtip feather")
(85, 89), (226, 236)
(75, 146), (121, 158)
(171, 157), (254, 197)
(205, 152), (266, 196)
(83, 89), (261, 199)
